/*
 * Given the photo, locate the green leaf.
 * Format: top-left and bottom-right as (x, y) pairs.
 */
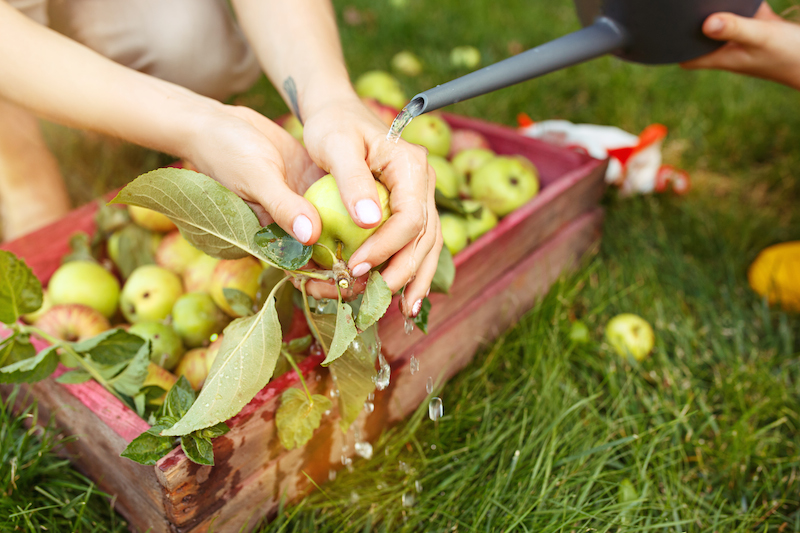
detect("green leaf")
(181, 434), (215, 466)
(258, 268), (295, 335)
(355, 272), (392, 331)
(61, 232), (97, 265)
(322, 301), (357, 366)
(72, 328), (147, 366)
(312, 315), (378, 432)
(163, 376), (197, 419)
(162, 296), (283, 436)
(0, 333), (36, 367)
(0, 251), (43, 324)
(275, 388), (332, 450)
(285, 335), (312, 354)
(253, 224), (313, 271)
(55, 370), (92, 384)
(430, 246), (456, 295)
(223, 288), (254, 317)
(107, 340), (151, 397)
(412, 297), (432, 334)
(94, 203), (131, 235)
(0, 346), (58, 383)
(112, 224), (157, 279)
(199, 421), (230, 439)
(434, 189), (483, 217)
(110, 167), (261, 260)
(120, 422), (176, 466)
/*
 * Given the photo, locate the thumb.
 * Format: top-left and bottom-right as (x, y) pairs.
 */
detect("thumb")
(703, 12), (770, 47)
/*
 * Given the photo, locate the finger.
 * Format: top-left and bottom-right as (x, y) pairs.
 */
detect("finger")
(291, 276), (368, 302)
(401, 227), (443, 317)
(702, 12), (771, 46)
(317, 133), (385, 229)
(378, 209), (438, 294)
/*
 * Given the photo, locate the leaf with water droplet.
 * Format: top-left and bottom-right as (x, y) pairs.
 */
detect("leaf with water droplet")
(321, 301), (357, 366)
(276, 387), (332, 450)
(254, 223), (312, 271)
(355, 272), (392, 331)
(412, 297), (431, 334)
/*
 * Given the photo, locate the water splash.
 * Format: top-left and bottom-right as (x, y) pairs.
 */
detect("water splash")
(374, 352), (391, 391)
(364, 401), (375, 413)
(403, 316), (415, 335)
(401, 492), (416, 507)
(355, 440), (374, 460)
(409, 355), (419, 375)
(428, 397), (443, 421)
(387, 99), (424, 143)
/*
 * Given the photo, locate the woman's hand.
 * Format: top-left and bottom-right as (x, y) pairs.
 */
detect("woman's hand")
(300, 95), (442, 317)
(681, 2), (800, 90)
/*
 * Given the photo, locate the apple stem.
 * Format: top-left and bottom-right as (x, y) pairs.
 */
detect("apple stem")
(281, 349), (313, 403)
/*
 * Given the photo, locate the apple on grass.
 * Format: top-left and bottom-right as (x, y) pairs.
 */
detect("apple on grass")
(401, 114), (452, 158)
(304, 174), (391, 270)
(34, 304), (111, 342)
(451, 148), (496, 196)
(183, 254), (220, 293)
(47, 260), (121, 319)
(127, 205), (177, 233)
(470, 156), (540, 217)
(129, 321), (185, 371)
(462, 200), (498, 241)
(208, 257), (263, 318)
(155, 231), (203, 275)
(172, 292), (229, 348)
(428, 155), (460, 199)
(120, 265), (184, 323)
(175, 348), (210, 390)
(391, 51), (423, 77)
(354, 70), (407, 110)
(450, 46), (482, 69)
(605, 314), (655, 361)
(439, 213), (469, 256)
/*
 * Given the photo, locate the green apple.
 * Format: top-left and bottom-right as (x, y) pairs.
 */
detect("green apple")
(128, 205), (176, 233)
(155, 231), (203, 275)
(469, 156), (540, 217)
(282, 115), (304, 146)
(451, 148), (495, 196)
(34, 304), (111, 342)
(175, 348), (210, 391)
(439, 213), (469, 256)
(208, 257), (263, 317)
(205, 334), (223, 374)
(143, 362), (178, 405)
(183, 253), (220, 293)
(401, 114), (452, 158)
(129, 321), (184, 370)
(354, 70), (407, 110)
(120, 265), (184, 323)
(391, 50), (423, 77)
(605, 313), (655, 361)
(107, 227), (161, 269)
(304, 174), (391, 269)
(450, 46), (482, 69)
(428, 155), (459, 198)
(462, 200), (498, 241)
(448, 128), (491, 158)
(48, 260), (121, 319)
(172, 292), (229, 348)
(569, 320), (591, 344)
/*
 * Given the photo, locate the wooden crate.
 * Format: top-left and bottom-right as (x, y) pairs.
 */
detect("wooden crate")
(1, 114), (607, 532)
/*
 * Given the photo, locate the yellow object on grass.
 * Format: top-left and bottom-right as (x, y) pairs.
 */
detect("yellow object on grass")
(748, 241), (800, 313)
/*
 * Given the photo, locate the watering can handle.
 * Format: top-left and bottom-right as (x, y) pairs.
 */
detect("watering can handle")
(409, 17), (628, 116)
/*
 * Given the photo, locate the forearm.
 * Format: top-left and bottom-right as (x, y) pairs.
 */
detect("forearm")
(0, 3), (219, 159)
(232, 0), (356, 122)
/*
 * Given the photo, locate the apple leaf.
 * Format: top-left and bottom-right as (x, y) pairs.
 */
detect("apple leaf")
(254, 224), (312, 271)
(275, 387), (332, 450)
(55, 370), (92, 384)
(434, 190), (483, 217)
(73, 329), (147, 366)
(0, 346), (58, 384)
(322, 301), (357, 366)
(258, 268), (295, 335)
(430, 246), (455, 295)
(286, 335), (312, 354)
(0, 251), (43, 325)
(106, 340), (151, 397)
(110, 168), (260, 261)
(113, 224), (157, 279)
(0, 333), (36, 368)
(120, 421), (177, 466)
(355, 272), (392, 331)
(223, 288), (254, 318)
(181, 434), (215, 466)
(94, 203), (131, 235)
(412, 297), (432, 334)
(162, 296), (282, 437)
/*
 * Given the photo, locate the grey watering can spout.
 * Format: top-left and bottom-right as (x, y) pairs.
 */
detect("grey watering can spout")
(408, 0), (761, 117)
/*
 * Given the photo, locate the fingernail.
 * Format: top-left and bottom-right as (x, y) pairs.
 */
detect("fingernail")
(293, 215), (312, 243)
(355, 199), (382, 225)
(426, 288), (431, 297)
(707, 16), (725, 34)
(351, 262), (371, 278)
(411, 299), (423, 317)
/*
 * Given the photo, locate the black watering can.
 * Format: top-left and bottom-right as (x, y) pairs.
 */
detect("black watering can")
(408, 0), (762, 115)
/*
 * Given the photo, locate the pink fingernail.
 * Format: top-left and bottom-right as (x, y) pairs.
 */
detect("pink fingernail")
(707, 16), (724, 33)
(355, 199), (381, 225)
(351, 262), (371, 278)
(293, 215), (312, 243)
(412, 299), (423, 317)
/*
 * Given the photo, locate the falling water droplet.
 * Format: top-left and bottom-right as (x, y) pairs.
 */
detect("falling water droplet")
(398, 461), (410, 473)
(374, 352), (390, 391)
(428, 397), (443, 421)
(409, 355), (419, 375)
(355, 440), (373, 460)
(350, 491), (360, 503)
(426, 377), (434, 394)
(415, 480), (423, 493)
(328, 469), (337, 481)
(367, 392), (375, 401)
(431, 444), (437, 450)
(401, 492), (415, 507)
(364, 401), (375, 413)
(404, 317), (415, 335)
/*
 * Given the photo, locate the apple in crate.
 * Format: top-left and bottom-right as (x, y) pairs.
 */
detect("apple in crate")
(129, 321), (185, 371)
(440, 213), (469, 256)
(156, 231), (203, 275)
(128, 205), (176, 233)
(48, 260), (121, 319)
(183, 254), (219, 293)
(470, 156), (539, 217)
(172, 292), (229, 348)
(143, 362), (178, 405)
(354, 70), (407, 110)
(120, 265), (184, 323)
(107, 229), (162, 270)
(175, 348), (211, 390)
(451, 148), (495, 196)
(448, 128), (491, 158)
(401, 114), (452, 158)
(463, 200), (498, 241)
(208, 257), (263, 318)
(428, 155), (459, 199)
(34, 304), (111, 342)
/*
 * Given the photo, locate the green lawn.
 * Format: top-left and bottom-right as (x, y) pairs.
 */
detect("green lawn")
(3, 0), (800, 531)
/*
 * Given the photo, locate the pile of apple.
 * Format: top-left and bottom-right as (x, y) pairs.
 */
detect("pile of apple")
(25, 206), (269, 401)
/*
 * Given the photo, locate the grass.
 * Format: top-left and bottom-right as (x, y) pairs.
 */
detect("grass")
(3, 0), (800, 530)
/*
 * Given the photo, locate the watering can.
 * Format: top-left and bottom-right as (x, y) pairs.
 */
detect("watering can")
(408, 0), (762, 116)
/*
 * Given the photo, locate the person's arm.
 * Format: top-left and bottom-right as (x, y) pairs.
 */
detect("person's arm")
(681, 2), (800, 90)
(232, 0), (442, 315)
